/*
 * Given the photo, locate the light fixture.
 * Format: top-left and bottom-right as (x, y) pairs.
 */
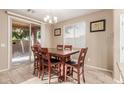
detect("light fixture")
(49, 19), (52, 24)
(46, 15), (50, 19)
(43, 15), (58, 24)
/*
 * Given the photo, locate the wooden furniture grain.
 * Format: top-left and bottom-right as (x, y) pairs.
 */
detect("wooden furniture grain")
(64, 45), (72, 61)
(31, 45), (41, 78)
(53, 45), (64, 60)
(64, 45), (72, 50)
(65, 48), (88, 84)
(57, 45), (63, 50)
(40, 48), (61, 84)
(48, 48), (79, 81)
(64, 45), (73, 75)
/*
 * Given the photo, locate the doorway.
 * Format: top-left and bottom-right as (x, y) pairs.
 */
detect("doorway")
(119, 14), (124, 82)
(120, 14), (124, 63)
(31, 23), (41, 61)
(12, 20), (30, 66)
(9, 16), (41, 68)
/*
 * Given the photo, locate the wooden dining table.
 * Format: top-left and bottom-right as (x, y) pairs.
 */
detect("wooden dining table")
(48, 48), (80, 81)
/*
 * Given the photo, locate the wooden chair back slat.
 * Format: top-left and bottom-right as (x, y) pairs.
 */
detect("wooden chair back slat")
(40, 48), (51, 64)
(31, 44), (41, 78)
(78, 48), (88, 66)
(64, 45), (72, 50)
(57, 45), (63, 50)
(31, 45), (40, 58)
(65, 47), (88, 84)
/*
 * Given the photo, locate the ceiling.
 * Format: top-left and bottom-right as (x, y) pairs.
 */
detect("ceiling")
(9, 9), (102, 23)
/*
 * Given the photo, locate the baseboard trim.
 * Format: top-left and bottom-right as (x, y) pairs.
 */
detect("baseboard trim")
(0, 68), (9, 72)
(85, 64), (113, 73)
(113, 78), (122, 84)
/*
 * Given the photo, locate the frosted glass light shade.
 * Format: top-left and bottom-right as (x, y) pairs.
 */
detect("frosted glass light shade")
(44, 15), (57, 24)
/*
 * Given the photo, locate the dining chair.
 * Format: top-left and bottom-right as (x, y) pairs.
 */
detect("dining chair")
(64, 45), (72, 50)
(64, 45), (73, 74)
(41, 48), (61, 84)
(53, 45), (64, 60)
(31, 44), (41, 78)
(65, 47), (88, 84)
(64, 45), (72, 61)
(57, 45), (63, 50)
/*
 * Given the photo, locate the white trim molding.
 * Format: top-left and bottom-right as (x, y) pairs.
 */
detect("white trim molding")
(8, 16), (11, 69)
(0, 68), (9, 72)
(7, 14), (42, 70)
(6, 11), (44, 24)
(85, 64), (113, 73)
(113, 78), (122, 84)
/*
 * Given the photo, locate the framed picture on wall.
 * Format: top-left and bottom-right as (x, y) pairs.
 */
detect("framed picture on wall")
(90, 19), (106, 32)
(54, 28), (61, 36)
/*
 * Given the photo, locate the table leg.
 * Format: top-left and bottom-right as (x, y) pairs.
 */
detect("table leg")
(61, 57), (66, 81)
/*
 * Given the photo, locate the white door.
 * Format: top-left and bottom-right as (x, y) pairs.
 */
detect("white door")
(120, 15), (124, 63)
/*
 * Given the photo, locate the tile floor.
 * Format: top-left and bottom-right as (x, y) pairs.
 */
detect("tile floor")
(0, 63), (116, 84)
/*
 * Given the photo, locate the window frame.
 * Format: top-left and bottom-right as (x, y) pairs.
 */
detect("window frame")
(63, 22), (86, 48)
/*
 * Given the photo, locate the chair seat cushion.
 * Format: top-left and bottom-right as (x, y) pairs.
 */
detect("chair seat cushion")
(66, 60), (77, 65)
(50, 58), (60, 62)
(42, 58), (60, 65)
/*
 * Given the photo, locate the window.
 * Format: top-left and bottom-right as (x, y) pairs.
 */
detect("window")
(64, 22), (86, 48)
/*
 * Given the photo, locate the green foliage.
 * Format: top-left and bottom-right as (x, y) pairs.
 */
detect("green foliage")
(37, 31), (41, 39)
(12, 28), (29, 40)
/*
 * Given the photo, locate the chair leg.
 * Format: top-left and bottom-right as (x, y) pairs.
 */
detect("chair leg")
(33, 62), (35, 75)
(48, 66), (51, 84)
(65, 65), (67, 81)
(82, 74), (85, 83)
(41, 65), (44, 80)
(38, 62), (41, 78)
(82, 68), (85, 83)
(71, 67), (73, 78)
(60, 63), (61, 76)
(33, 61), (36, 75)
(58, 64), (61, 82)
(77, 68), (80, 84)
(67, 67), (70, 75)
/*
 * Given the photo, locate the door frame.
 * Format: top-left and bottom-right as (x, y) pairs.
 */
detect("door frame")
(8, 15), (41, 69)
(118, 14), (124, 82)
(120, 14), (124, 63)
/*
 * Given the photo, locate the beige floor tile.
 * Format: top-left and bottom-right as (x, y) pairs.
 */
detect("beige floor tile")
(0, 63), (116, 84)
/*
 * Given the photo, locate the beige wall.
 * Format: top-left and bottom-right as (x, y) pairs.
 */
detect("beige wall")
(0, 10), (8, 70)
(52, 10), (114, 71)
(41, 24), (53, 48)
